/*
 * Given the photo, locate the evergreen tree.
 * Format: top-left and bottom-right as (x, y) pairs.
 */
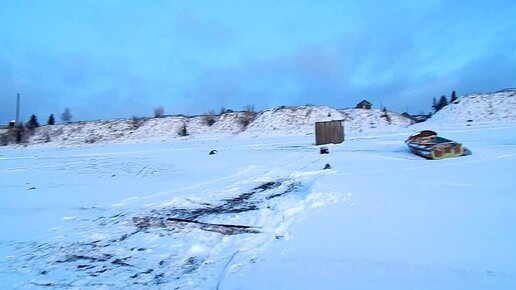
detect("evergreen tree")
(438, 95), (448, 110)
(450, 90), (457, 103)
(432, 95), (450, 112)
(47, 114), (55, 125)
(26, 114), (40, 130)
(432, 97), (438, 112)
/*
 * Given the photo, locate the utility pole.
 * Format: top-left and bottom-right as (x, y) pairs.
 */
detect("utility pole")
(16, 93), (20, 125)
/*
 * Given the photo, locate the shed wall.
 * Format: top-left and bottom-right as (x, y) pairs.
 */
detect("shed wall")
(315, 121), (344, 145)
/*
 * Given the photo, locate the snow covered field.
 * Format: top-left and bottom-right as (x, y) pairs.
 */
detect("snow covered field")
(1, 120), (515, 289)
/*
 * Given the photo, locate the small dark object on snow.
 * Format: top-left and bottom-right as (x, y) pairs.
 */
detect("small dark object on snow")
(324, 163), (332, 170)
(320, 147), (329, 154)
(209, 150), (218, 155)
(28, 187), (36, 190)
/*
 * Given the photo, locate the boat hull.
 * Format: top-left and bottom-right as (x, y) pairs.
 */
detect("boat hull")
(405, 130), (468, 160)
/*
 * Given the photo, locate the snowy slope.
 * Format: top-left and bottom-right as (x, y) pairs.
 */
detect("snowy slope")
(243, 106), (346, 136)
(243, 106), (412, 136)
(24, 106), (412, 146)
(427, 89), (516, 126)
(27, 112), (249, 146)
(340, 107), (412, 133)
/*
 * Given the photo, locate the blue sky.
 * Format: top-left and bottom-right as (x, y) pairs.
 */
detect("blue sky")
(1, 0), (515, 123)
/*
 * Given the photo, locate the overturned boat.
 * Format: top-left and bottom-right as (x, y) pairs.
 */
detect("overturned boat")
(405, 130), (471, 160)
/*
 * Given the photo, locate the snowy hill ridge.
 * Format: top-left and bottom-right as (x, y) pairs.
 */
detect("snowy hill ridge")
(427, 88), (516, 125)
(13, 89), (516, 146)
(243, 106), (411, 136)
(26, 107), (411, 145)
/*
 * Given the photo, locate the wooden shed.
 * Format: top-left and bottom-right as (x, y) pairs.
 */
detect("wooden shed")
(315, 120), (344, 145)
(355, 100), (372, 109)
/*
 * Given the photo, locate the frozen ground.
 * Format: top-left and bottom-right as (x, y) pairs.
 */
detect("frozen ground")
(224, 124), (516, 290)
(1, 120), (515, 289)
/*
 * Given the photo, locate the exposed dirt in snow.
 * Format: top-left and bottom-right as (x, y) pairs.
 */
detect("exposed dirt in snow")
(3, 174), (328, 289)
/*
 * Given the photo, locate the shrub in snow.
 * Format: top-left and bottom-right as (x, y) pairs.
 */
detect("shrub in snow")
(202, 111), (216, 126)
(238, 113), (253, 129)
(219, 107), (228, 115)
(178, 124), (188, 136)
(238, 106), (257, 129)
(0, 133), (8, 146)
(381, 107), (392, 124)
(131, 116), (145, 129)
(9, 125), (31, 144)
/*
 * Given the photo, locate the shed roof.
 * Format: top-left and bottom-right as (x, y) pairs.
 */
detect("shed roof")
(357, 100), (372, 106)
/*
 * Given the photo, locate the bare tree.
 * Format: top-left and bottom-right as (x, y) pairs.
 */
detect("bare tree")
(153, 106), (165, 118)
(61, 108), (73, 123)
(243, 104), (255, 113)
